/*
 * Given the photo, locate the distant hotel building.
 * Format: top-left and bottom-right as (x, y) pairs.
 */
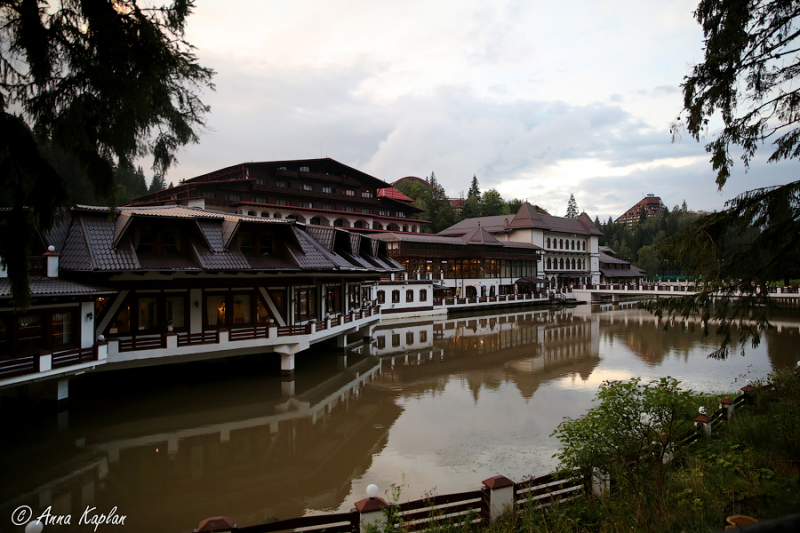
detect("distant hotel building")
(615, 194), (665, 226)
(131, 158), (428, 233)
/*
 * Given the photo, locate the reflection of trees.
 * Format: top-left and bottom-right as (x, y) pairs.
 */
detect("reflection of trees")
(764, 327), (800, 369)
(599, 312), (718, 366)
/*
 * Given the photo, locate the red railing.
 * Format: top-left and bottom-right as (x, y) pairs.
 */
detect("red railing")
(330, 316), (341, 328)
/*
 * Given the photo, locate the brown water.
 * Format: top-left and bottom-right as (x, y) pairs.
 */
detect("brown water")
(1, 304), (798, 533)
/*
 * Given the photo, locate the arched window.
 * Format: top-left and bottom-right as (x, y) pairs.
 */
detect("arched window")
(560, 258), (564, 269)
(546, 238), (551, 248)
(572, 258), (576, 269)
(273, 213), (281, 219)
(354, 220), (365, 229)
(582, 241), (586, 251)
(559, 239), (564, 249)
(248, 211), (256, 216)
(310, 217), (321, 225)
(546, 258), (552, 269)
(571, 240), (575, 250)
(402, 225), (409, 232)
(374, 223), (383, 230)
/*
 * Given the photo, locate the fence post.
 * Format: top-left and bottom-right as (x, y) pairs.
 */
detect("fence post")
(194, 516), (235, 533)
(720, 397), (734, 420)
(591, 468), (611, 498)
(354, 485), (389, 533)
(694, 406), (712, 436)
(482, 475), (514, 521)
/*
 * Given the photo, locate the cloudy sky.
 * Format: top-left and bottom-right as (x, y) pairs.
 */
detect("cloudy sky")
(164, 0), (797, 222)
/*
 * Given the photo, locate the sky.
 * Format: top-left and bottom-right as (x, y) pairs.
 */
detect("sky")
(162, 0), (798, 222)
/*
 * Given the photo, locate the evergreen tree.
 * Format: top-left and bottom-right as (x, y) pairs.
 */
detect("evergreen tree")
(565, 194), (579, 218)
(468, 175), (481, 202)
(149, 174), (167, 193)
(481, 189), (506, 217)
(0, 0), (214, 309)
(506, 198), (524, 214)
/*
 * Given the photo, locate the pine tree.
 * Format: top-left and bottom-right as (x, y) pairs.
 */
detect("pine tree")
(468, 175), (481, 202)
(565, 194), (579, 219)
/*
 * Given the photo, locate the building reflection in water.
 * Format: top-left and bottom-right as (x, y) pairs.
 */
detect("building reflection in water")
(1, 305), (797, 533)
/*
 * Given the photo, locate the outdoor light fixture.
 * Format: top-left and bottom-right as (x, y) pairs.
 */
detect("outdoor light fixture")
(194, 301), (199, 308)
(86, 312), (94, 320)
(366, 484), (379, 499)
(25, 520), (44, 533)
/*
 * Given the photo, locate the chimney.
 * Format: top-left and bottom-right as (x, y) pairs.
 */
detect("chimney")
(504, 218), (508, 229)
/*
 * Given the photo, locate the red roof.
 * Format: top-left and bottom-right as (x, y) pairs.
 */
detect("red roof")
(377, 187), (414, 202)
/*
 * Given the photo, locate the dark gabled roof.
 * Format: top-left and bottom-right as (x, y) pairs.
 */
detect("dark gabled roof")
(600, 268), (645, 278)
(599, 245), (616, 255)
(509, 203), (549, 230)
(438, 202), (603, 238)
(460, 226), (504, 246)
(599, 251), (629, 265)
(0, 278), (116, 298)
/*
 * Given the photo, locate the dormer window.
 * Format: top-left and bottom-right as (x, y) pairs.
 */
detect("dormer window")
(133, 226), (184, 256)
(236, 230), (274, 257)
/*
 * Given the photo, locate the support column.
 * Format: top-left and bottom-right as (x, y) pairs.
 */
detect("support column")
(336, 334), (348, 348)
(280, 353), (295, 377)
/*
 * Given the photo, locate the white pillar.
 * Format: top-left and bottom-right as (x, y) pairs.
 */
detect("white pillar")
(482, 475), (514, 521)
(280, 353), (295, 376)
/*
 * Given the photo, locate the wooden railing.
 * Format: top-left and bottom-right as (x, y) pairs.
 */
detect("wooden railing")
(277, 324), (309, 336)
(0, 354), (37, 379)
(52, 347), (95, 369)
(119, 335), (166, 352)
(515, 471), (586, 509)
(394, 490), (486, 531)
(177, 331), (219, 347)
(233, 510), (359, 533)
(229, 325), (270, 342)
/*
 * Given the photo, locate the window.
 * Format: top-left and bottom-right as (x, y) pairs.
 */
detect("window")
(299, 166), (310, 172)
(420, 330), (427, 343)
(419, 289), (427, 302)
(236, 230), (273, 257)
(392, 333), (400, 347)
(546, 258), (552, 269)
(377, 291), (385, 304)
(322, 186), (333, 194)
(326, 285), (342, 315)
(406, 290), (414, 302)
(559, 239), (564, 249)
(361, 208), (372, 214)
(379, 210), (390, 216)
(17, 314), (43, 352)
(138, 296), (158, 331)
(224, 193), (241, 202)
(392, 290), (400, 303)
(546, 238), (551, 248)
(206, 294), (227, 327)
(344, 206), (354, 212)
(299, 201), (313, 208)
(377, 336), (386, 349)
(256, 177), (268, 185)
(582, 241), (586, 251)
(396, 212), (406, 218)
(256, 297), (271, 323)
(344, 189), (355, 196)
(361, 191), (372, 198)
(13, 311), (78, 353)
(166, 296), (185, 328)
(253, 196), (266, 204)
(572, 258), (577, 269)
(276, 180), (290, 188)
(302, 184), (313, 191)
(294, 287), (317, 322)
(230, 294), (251, 325)
(560, 258), (565, 269)
(277, 166), (287, 170)
(276, 199), (289, 206)
(322, 203), (334, 210)
(406, 332), (414, 344)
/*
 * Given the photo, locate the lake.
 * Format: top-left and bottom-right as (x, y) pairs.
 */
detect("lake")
(1, 303), (798, 532)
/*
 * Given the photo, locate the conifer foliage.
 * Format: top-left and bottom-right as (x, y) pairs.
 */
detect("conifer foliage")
(0, 0), (214, 308)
